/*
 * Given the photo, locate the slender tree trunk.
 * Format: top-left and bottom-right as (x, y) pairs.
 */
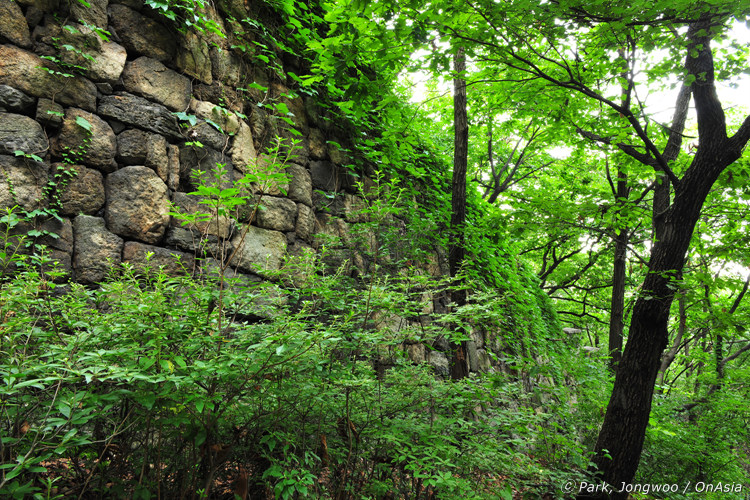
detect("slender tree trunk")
(583, 19), (750, 498)
(608, 170), (628, 372)
(449, 46), (469, 380)
(656, 290), (686, 394)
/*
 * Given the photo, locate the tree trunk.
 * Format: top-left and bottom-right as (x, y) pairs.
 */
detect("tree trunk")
(608, 169), (628, 372)
(449, 46), (469, 380)
(583, 19), (750, 498)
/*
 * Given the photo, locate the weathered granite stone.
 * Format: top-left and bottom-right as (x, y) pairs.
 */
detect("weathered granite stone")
(0, 0), (32, 48)
(36, 99), (64, 128)
(187, 120), (227, 151)
(428, 351), (450, 378)
(256, 196), (297, 232)
(98, 92), (182, 139)
(0, 45), (97, 111)
(72, 215), (123, 284)
(170, 191), (233, 239)
(476, 349), (493, 372)
(0, 113), (47, 156)
(287, 163), (312, 207)
(122, 241), (195, 276)
(105, 166), (170, 244)
(209, 46), (242, 86)
(0, 85), (34, 112)
(466, 340), (479, 372)
(144, 134), (169, 182)
(176, 30), (212, 84)
(230, 120), (257, 171)
(295, 203), (314, 243)
(406, 343), (426, 364)
(165, 226), (225, 256)
(57, 163), (105, 216)
(122, 57), (192, 112)
(71, 0), (108, 28)
(229, 225), (287, 276)
(166, 144), (180, 191)
(191, 99), (241, 135)
(0, 155), (48, 211)
(308, 128), (327, 160)
(250, 154), (289, 196)
(116, 129), (149, 164)
(53, 108), (117, 172)
(310, 160), (340, 192)
(179, 146), (234, 190)
(107, 4), (176, 62)
(88, 41), (128, 84)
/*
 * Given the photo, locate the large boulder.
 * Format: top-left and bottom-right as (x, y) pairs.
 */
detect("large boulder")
(107, 4), (177, 63)
(122, 241), (195, 276)
(0, 155), (49, 211)
(98, 92), (182, 139)
(229, 225), (287, 277)
(72, 215), (123, 284)
(255, 196), (297, 232)
(122, 57), (192, 112)
(0, 45), (97, 111)
(0, 85), (34, 113)
(170, 191), (233, 239)
(286, 163), (312, 207)
(0, 0), (32, 48)
(53, 108), (117, 172)
(105, 166), (170, 244)
(56, 164), (106, 216)
(0, 113), (47, 156)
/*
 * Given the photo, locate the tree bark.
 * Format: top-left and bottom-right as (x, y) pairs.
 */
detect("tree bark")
(607, 169), (628, 372)
(449, 46), (470, 380)
(585, 19), (750, 498)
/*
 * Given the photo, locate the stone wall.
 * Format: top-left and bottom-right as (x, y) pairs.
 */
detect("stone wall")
(0, 0), (509, 375)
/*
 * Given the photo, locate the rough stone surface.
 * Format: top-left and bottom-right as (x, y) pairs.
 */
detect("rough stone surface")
(256, 196), (297, 232)
(428, 351), (450, 378)
(0, 113), (47, 156)
(188, 120), (227, 151)
(36, 99), (64, 128)
(308, 128), (327, 160)
(209, 46), (242, 86)
(53, 108), (117, 172)
(0, 155), (49, 211)
(229, 120), (256, 170)
(122, 57), (192, 112)
(176, 31), (212, 84)
(105, 166), (170, 244)
(0, 0), (32, 48)
(0, 85), (34, 112)
(73, 215), (123, 284)
(179, 146), (234, 191)
(144, 134), (169, 182)
(88, 42), (128, 84)
(295, 203), (315, 243)
(229, 225), (287, 276)
(57, 164), (106, 216)
(287, 163), (312, 207)
(117, 129), (150, 164)
(310, 160), (340, 192)
(107, 4), (177, 63)
(165, 226), (225, 257)
(191, 99), (241, 135)
(122, 241), (195, 276)
(71, 0), (108, 29)
(171, 191), (233, 239)
(0, 45), (97, 111)
(98, 92), (182, 139)
(166, 144), (180, 191)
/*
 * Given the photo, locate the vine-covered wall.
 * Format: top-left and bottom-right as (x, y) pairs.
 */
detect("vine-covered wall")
(0, 0), (559, 375)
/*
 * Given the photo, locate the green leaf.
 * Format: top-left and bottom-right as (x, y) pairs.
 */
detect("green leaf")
(75, 116), (93, 132)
